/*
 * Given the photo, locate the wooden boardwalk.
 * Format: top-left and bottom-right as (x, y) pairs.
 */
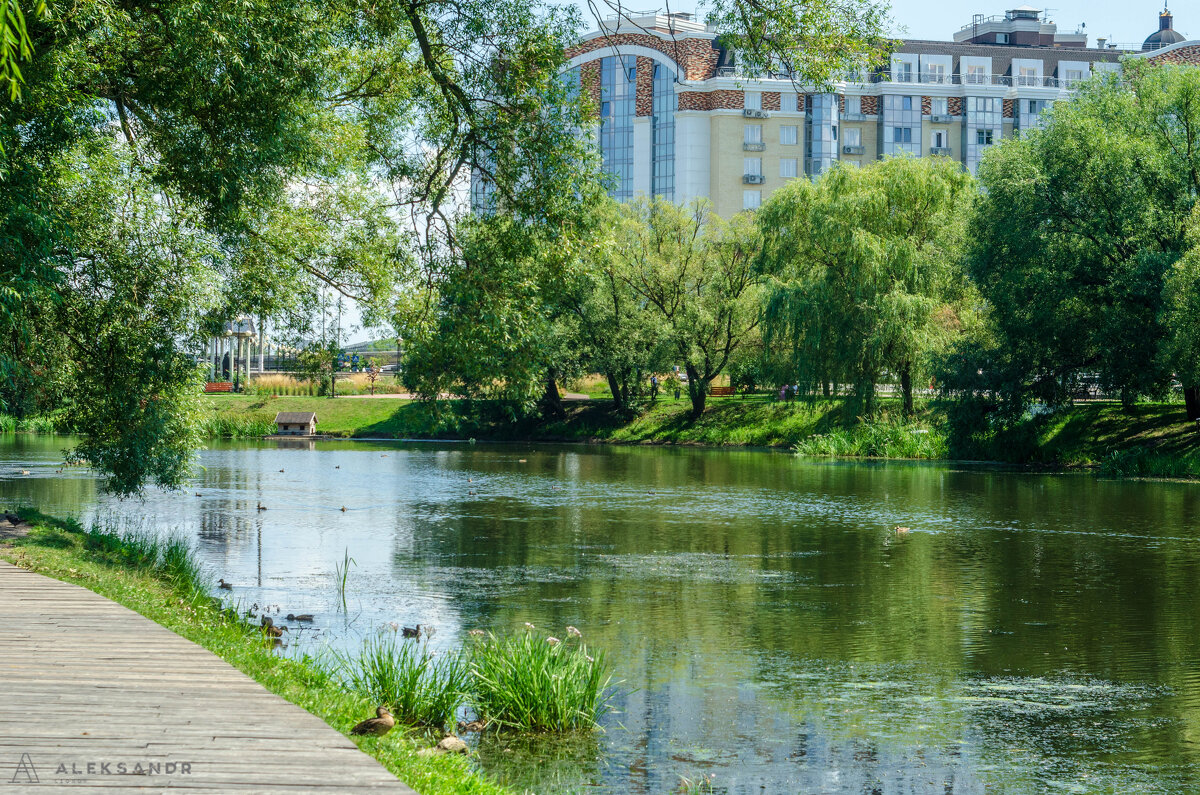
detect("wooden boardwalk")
(0, 561), (417, 793)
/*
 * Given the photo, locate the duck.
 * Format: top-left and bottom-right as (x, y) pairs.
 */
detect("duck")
(195, 492), (202, 497)
(217, 578), (233, 590)
(260, 616), (288, 638)
(456, 719), (487, 733)
(401, 624), (421, 638)
(257, 502), (267, 511)
(340, 506), (347, 512)
(279, 468), (285, 473)
(894, 526), (910, 534)
(335, 465), (341, 469)
(350, 706), (395, 737)
(286, 613), (314, 622)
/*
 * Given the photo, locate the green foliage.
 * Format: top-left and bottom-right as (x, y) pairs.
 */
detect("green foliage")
(757, 156), (976, 416)
(198, 415), (276, 438)
(792, 418), (948, 459)
(961, 64), (1200, 425)
(1098, 446), (1200, 479)
(468, 627), (617, 732)
(326, 633), (469, 729)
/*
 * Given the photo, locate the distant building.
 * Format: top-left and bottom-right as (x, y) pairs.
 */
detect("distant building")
(541, 6), (1197, 217)
(274, 412), (317, 436)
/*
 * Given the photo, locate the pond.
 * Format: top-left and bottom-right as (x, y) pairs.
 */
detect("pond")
(3, 434), (1200, 793)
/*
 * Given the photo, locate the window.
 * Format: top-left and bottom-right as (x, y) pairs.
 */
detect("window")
(780, 125), (798, 145)
(966, 64), (987, 84)
(743, 190), (762, 210)
(932, 130), (946, 148)
(744, 92), (762, 110)
(926, 63), (946, 84)
(743, 157), (762, 176)
(598, 56), (636, 200)
(1018, 98), (1049, 132)
(843, 127), (862, 147)
(651, 63), (676, 200)
(780, 158), (798, 178)
(893, 60), (914, 82)
(882, 94), (920, 156)
(1018, 66), (1038, 87)
(901, 96), (913, 111)
(805, 93), (839, 177)
(931, 97), (948, 116)
(891, 127), (914, 143)
(976, 129), (994, 145)
(1065, 69), (1083, 85)
(744, 124), (763, 144)
(781, 93), (798, 112)
(845, 95), (861, 116)
(996, 32), (1010, 44)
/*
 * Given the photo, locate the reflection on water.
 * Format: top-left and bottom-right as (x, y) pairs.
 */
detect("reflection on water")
(2, 434), (1200, 792)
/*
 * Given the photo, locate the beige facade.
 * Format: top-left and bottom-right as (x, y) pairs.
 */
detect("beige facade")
(543, 9), (1200, 218)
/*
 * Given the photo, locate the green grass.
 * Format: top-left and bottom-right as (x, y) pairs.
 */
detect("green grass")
(326, 633), (469, 729)
(1096, 446), (1200, 478)
(0, 413), (61, 433)
(792, 420), (949, 459)
(467, 627), (617, 732)
(0, 513), (515, 795)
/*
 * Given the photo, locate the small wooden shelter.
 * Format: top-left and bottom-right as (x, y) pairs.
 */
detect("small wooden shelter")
(274, 411), (317, 436)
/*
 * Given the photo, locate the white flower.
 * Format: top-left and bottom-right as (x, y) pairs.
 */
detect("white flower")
(584, 654), (594, 663)
(546, 636), (561, 646)
(566, 625), (581, 638)
(468, 629), (486, 637)
(524, 622), (536, 631)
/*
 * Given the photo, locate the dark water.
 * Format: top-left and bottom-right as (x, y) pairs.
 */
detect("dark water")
(3, 435), (1200, 794)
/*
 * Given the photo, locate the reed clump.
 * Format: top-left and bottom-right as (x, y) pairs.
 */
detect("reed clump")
(466, 625), (617, 732)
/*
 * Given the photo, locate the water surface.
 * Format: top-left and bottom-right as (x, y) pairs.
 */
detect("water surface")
(2, 435), (1200, 793)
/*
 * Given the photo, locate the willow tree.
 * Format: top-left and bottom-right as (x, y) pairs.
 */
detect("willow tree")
(757, 156), (975, 416)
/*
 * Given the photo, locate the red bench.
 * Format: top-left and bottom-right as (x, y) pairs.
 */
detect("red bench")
(204, 382), (233, 393)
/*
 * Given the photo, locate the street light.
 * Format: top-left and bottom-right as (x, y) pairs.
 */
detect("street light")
(224, 316), (257, 393)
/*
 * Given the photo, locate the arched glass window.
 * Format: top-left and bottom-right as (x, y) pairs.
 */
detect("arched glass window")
(651, 63), (677, 200)
(599, 56), (636, 200)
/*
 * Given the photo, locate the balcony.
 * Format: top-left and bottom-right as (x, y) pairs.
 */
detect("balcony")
(842, 145), (865, 155)
(841, 112), (871, 121)
(743, 142), (765, 152)
(929, 114), (954, 123)
(929, 146), (953, 156)
(743, 174), (765, 184)
(743, 108), (770, 119)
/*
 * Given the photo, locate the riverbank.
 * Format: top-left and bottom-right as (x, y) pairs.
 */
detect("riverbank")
(0, 511), (514, 795)
(198, 394), (1200, 475)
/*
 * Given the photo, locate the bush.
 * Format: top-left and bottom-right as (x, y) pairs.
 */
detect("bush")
(1098, 447), (1200, 478)
(468, 626), (617, 732)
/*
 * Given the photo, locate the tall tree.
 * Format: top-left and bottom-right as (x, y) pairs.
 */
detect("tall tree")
(757, 156), (975, 415)
(616, 199), (762, 418)
(966, 63), (1200, 417)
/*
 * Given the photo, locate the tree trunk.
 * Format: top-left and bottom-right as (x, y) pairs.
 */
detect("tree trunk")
(686, 364), (707, 418)
(900, 364), (914, 418)
(542, 371), (564, 418)
(1185, 385), (1200, 422)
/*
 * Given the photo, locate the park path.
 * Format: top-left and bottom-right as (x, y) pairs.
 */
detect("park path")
(0, 560), (416, 793)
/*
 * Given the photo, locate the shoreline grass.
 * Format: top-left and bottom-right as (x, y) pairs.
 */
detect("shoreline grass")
(0, 512), (515, 795)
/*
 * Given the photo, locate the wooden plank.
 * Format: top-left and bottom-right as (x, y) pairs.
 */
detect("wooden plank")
(0, 561), (417, 793)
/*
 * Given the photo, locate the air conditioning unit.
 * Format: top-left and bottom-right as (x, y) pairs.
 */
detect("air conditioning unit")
(743, 174), (766, 184)
(929, 114), (954, 123)
(842, 145), (865, 155)
(742, 109), (769, 119)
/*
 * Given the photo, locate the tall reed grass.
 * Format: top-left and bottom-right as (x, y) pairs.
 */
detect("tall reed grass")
(199, 416), (277, 438)
(77, 519), (209, 600)
(467, 626), (617, 732)
(1098, 447), (1200, 478)
(0, 414), (60, 434)
(245, 373), (405, 397)
(792, 420), (948, 459)
(325, 633), (469, 729)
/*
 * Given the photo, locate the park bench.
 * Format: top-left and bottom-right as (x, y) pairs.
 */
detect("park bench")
(709, 386), (736, 397)
(204, 382), (233, 393)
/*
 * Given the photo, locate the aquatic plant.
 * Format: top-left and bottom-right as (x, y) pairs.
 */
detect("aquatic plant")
(467, 626), (617, 732)
(326, 633), (469, 729)
(677, 773), (717, 794)
(0, 414), (60, 434)
(1098, 447), (1200, 479)
(335, 547), (355, 611)
(198, 415), (276, 438)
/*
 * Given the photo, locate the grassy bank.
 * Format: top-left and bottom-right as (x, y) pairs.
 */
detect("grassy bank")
(0, 513), (515, 795)
(199, 393), (1200, 475)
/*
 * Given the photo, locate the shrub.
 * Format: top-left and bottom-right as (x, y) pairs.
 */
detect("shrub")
(1098, 447), (1200, 478)
(468, 626), (617, 732)
(792, 419), (948, 459)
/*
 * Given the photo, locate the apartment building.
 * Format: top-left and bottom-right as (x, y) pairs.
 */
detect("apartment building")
(557, 6), (1197, 217)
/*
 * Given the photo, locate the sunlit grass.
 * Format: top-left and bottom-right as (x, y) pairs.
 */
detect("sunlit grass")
(467, 626), (618, 732)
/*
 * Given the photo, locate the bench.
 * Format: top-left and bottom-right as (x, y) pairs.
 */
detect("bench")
(709, 386), (736, 397)
(204, 382), (233, 393)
